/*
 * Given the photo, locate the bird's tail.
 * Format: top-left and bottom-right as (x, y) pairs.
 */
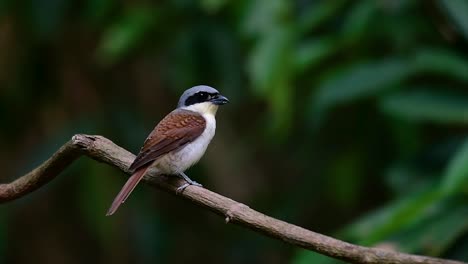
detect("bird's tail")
(106, 166), (149, 216)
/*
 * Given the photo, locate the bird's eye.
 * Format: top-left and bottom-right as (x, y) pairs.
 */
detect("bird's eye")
(185, 91), (212, 106)
(200, 92), (211, 101)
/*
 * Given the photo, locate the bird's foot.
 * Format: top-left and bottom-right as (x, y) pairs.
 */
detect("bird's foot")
(176, 181), (203, 194)
(176, 183), (190, 194)
(189, 181), (203, 187)
(176, 172), (203, 194)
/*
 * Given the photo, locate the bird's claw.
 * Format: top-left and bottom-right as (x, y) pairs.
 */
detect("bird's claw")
(190, 181), (203, 187)
(176, 181), (203, 194)
(176, 183), (190, 194)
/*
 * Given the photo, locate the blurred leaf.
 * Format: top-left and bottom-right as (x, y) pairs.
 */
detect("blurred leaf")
(307, 58), (412, 131)
(248, 25), (294, 95)
(380, 90), (468, 124)
(248, 16), (296, 136)
(97, 7), (156, 65)
(294, 38), (337, 74)
(3, 0), (468, 261)
(441, 138), (468, 195)
(83, 0), (114, 25)
(200, 0), (229, 13)
(78, 161), (120, 245)
(411, 49), (468, 82)
(312, 58), (410, 110)
(385, 118), (422, 161)
(328, 151), (363, 208)
(293, 250), (345, 264)
(342, 186), (442, 245)
(30, 0), (69, 39)
(268, 80), (293, 137)
(439, 0), (468, 40)
(341, 1), (376, 43)
(242, 0), (290, 37)
(298, 0), (347, 34)
(391, 200), (468, 256)
(209, 26), (244, 99)
(167, 29), (200, 88)
(385, 163), (431, 195)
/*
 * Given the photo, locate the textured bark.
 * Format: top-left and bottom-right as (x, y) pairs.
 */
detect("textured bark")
(0, 134), (465, 264)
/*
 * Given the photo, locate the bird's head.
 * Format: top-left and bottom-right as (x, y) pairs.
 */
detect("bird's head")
(178, 85), (229, 115)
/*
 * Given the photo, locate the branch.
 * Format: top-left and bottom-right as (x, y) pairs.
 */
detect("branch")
(0, 134), (464, 264)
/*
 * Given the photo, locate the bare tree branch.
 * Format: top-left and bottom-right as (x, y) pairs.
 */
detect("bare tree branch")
(0, 134), (465, 264)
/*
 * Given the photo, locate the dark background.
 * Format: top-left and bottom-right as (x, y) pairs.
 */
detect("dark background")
(1, 0), (467, 263)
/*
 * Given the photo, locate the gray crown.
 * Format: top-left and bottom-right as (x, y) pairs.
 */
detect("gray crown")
(177, 85), (219, 108)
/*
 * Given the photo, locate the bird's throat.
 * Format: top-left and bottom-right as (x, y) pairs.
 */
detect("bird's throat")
(183, 102), (219, 116)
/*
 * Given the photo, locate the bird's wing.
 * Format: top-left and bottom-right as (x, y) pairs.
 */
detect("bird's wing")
(128, 109), (206, 172)
(106, 109), (206, 216)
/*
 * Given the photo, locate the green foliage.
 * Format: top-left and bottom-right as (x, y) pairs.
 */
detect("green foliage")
(342, 187), (442, 245)
(83, 0), (114, 25)
(439, 0), (468, 40)
(312, 58), (409, 110)
(1, 0), (467, 263)
(294, 250), (345, 264)
(200, 0), (229, 13)
(380, 90), (468, 124)
(340, 1), (376, 43)
(298, 0), (347, 34)
(248, 25), (294, 96)
(394, 200), (468, 256)
(442, 138), (468, 195)
(97, 7), (156, 65)
(412, 49), (468, 82)
(293, 37), (337, 74)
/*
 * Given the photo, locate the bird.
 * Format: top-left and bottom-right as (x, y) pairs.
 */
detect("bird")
(106, 85), (229, 216)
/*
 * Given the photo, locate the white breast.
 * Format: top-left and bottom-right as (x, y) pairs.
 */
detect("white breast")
(156, 113), (216, 174)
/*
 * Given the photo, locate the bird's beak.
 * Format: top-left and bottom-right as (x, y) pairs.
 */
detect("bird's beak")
(211, 94), (229, 105)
